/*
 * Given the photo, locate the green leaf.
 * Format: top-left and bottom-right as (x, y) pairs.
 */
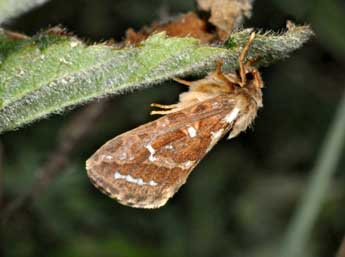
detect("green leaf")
(0, 25), (313, 133)
(224, 25), (314, 67)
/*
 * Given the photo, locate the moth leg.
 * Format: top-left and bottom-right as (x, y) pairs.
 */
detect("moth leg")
(245, 56), (261, 66)
(211, 59), (242, 88)
(215, 59), (224, 75)
(213, 59), (231, 81)
(174, 59), (225, 85)
(150, 103), (181, 115)
(150, 103), (179, 109)
(173, 78), (193, 87)
(239, 32), (256, 86)
(150, 109), (179, 115)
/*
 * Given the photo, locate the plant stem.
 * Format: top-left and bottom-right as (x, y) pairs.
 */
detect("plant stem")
(280, 89), (345, 257)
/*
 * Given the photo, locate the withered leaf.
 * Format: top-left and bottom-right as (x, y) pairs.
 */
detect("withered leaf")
(125, 12), (215, 45)
(197, 0), (253, 40)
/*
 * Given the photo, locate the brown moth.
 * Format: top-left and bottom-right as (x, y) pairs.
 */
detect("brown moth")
(86, 32), (263, 208)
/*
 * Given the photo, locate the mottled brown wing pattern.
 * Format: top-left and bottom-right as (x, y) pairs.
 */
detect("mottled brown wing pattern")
(86, 32), (264, 209)
(86, 95), (239, 208)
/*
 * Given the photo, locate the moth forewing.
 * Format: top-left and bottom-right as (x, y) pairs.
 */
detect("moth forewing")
(86, 95), (241, 208)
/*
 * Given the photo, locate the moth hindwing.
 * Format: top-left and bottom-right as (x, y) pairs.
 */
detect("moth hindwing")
(86, 32), (264, 208)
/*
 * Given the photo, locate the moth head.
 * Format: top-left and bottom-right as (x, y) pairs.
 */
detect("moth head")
(231, 32), (264, 90)
(243, 65), (264, 89)
(241, 65), (264, 107)
(232, 64), (263, 90)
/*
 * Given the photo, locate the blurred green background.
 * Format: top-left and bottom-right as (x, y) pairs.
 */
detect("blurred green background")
(1, 0), (345, 257)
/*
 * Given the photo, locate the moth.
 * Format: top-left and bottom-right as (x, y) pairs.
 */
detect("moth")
(86, 32), (263, 208)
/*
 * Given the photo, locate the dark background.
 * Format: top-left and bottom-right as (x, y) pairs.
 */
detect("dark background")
(1, 0), (345, 256)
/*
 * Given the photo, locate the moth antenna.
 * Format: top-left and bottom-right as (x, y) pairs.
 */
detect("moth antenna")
(150, 103), (179, 109)
(239, 32), (256, 87)
(150, 109), (176, 115)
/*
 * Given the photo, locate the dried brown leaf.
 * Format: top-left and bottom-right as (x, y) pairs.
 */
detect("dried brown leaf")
(125, 12), (215, 45)
(197, 0), (253, 40)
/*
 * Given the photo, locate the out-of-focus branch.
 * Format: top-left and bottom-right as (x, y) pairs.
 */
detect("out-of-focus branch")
(280, 88), (345, 257)
(1, 100), (109, 223)
(336, 236), (345, 257)
(197, 0), (254, 40)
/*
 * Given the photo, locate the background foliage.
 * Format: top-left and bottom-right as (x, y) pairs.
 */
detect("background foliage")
(1, 0), (344, 257)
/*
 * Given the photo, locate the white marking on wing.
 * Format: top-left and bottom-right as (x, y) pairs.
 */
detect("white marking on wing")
(149, 180), (158, 186)
(187, 126), (197, 138)
(137, 178), (145, 186)
(180, 160), (194, 169)
(211, 130), (224, 142)
(125, 174), (136, 183)
(99, 154), (114, 163)
(114, 171), (124, 179)
(145, 144), (157, 161)
(224, 107), (240, 123)
(118, 151), (127, 160)
(207, 129), (225, 152)
(164, 144), (174, 150)
(113, 170), (158, 187)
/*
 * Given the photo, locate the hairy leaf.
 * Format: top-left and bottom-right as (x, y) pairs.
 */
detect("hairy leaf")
(0, 25), (313, 133)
